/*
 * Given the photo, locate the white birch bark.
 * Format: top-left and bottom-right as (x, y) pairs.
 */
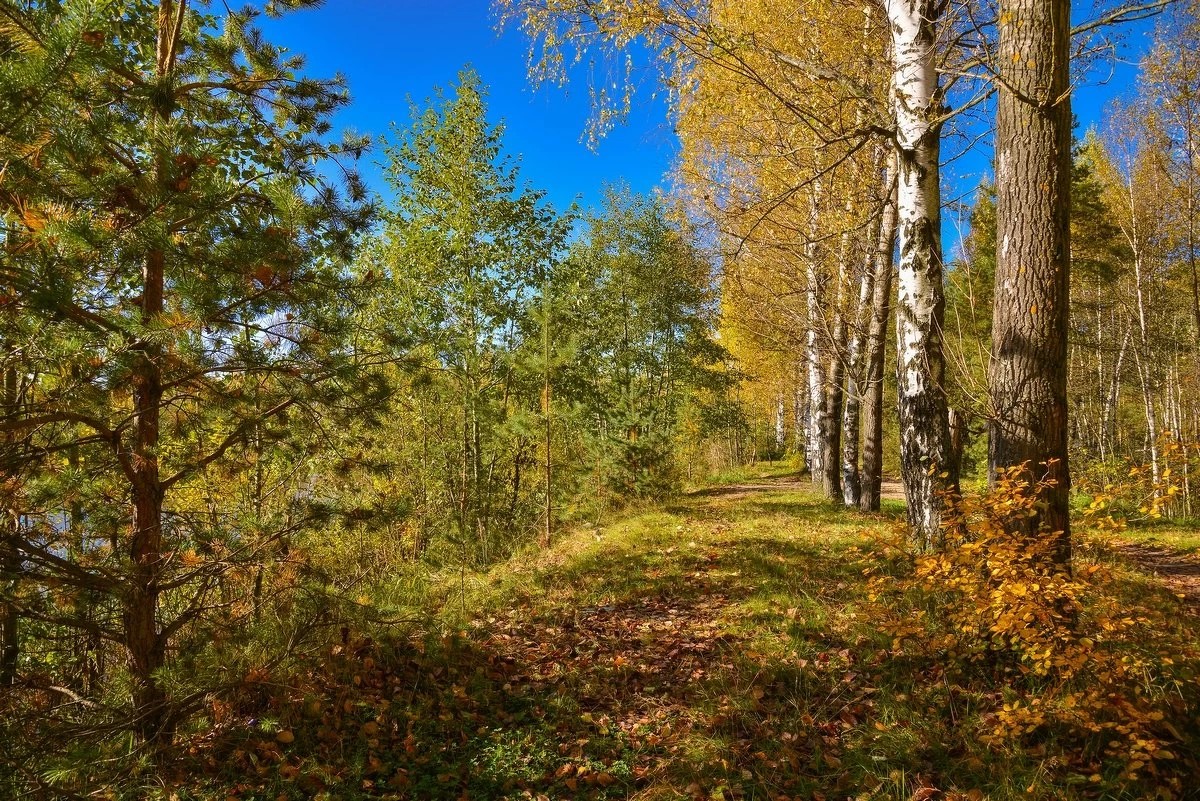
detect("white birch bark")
(806, 260), (825, 480)
(885, 0), (952, 547)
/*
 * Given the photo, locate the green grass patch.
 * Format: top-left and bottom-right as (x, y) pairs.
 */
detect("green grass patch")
(156, 478), (1200, 801)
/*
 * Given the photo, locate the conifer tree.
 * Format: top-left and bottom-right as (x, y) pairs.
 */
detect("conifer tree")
(0, 0), (370, 746)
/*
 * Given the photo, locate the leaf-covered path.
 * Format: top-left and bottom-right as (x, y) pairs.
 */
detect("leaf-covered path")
(181, 472), (1200, 801)
(394, 480), (890, 801)
(1109, 540), (1200, 607)
(188, 475), (912, 800)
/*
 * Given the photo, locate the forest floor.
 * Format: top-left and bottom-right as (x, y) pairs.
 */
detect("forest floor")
(179, 466), (1200, 801)
(1109, 540), (1200, 605)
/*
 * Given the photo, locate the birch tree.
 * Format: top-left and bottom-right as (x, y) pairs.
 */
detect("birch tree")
(885, 0), (954, 545)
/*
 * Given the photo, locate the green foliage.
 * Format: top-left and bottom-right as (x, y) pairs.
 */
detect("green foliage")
(0, 0), (379, 786)
(330, 88), (735, 574)
(342, 69), (573, 566)
(555, 187), (736, 502)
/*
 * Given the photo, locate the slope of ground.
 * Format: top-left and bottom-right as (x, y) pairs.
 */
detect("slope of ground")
(171, 469), (1200, 801)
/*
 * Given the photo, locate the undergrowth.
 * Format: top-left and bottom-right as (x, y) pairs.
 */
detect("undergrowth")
(868, 467), (1200, 797)
(18, 469), (1198, 800)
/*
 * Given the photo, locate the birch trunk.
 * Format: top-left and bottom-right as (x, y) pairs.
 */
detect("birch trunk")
(793, 364), (806, 455)
(806, 254), (827, 484)
(841, 262), (872, 508)
(860, 159), (898, 512)
(886, 0), (953, 546)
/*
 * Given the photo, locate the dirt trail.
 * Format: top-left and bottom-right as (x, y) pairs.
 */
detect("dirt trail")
(690, 475), (1200, 609)
(1108, 540), (1200, 607)
(688, 474), (905, 503)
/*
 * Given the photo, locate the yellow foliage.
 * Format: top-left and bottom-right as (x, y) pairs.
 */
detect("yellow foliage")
(868, 466), (1195, 784)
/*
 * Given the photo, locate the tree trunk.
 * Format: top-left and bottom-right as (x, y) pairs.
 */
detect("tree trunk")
(1, 362), (19, 687)
(844, 152), (893, 508)
(806, 257), (827, 484)
(989, 0), (1072, 564)
(861, 159), (898, 512)
(0, 526), (17, 687)
(823, 245), (847, 502)
(123, 0), (180, 744)
(886, 0), (953, 547)
(774, 393), (786, 453)
(822, 353), (844, 502)
(127, 245), (168, 743)
(792, 364), (806, 456)
(841, 266), (868, 508)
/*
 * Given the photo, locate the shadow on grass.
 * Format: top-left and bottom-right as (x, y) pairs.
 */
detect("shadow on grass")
(186, 506), (899, 801)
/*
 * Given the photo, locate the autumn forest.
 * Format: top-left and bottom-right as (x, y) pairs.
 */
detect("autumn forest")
(2, 0), (1200, 799)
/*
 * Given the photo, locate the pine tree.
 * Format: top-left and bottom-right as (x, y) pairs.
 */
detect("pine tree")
(0, 0), (370, 749)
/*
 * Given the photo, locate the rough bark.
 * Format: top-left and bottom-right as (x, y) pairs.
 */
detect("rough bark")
(1, 362), (18, 687)
(886, 0), (953, 547)
(0, 526), (16, 687)
(822, 353), (845, 502)
(989, 0), (1072, 564)
(844, 149), (895, 508)
(823, 264), (847, 503)
(860, 159), (898, 512)
(123, 0), (180, 744)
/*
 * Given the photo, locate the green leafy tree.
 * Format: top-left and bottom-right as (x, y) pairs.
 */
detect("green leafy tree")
(559, 188), (733, 500)
(367, 70), (571, 564)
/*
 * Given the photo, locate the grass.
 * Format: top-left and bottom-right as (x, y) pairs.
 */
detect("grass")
(1102, 518), (1200, 554)
(161, 474), (1200, 801)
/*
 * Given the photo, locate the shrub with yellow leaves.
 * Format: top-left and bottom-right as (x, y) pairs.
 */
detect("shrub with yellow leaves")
(868, 466), (1199, 791)
(1075, 430), (1199, 523)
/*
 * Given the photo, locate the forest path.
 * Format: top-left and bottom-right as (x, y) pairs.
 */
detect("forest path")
(447, 480), (884, 799)
(181, 472), (1200, 799)
(685, 472), (906, 503)
(1107, 540), (1200, 607)
(695, 473), (1200, 610)
(177, 470), (912, 801)
(202, 476), (895, 800)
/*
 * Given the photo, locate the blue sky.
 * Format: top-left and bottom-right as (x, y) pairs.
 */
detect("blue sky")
(262, 0), (676, 216)
(262, 1), (1159, 226)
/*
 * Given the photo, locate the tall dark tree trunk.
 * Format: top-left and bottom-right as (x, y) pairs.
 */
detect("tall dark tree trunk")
(823, 264), (847, 502)
(861, 161), (897, 512)
(822, 353), (845, 502)
(989, 0), (1072, 565)
(841, 290), (866, 508)
(127, 242), (167, 743)
(0, 524), (17, 688)
(844, 152), (894, 509)
(1, 362), (19, 687)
